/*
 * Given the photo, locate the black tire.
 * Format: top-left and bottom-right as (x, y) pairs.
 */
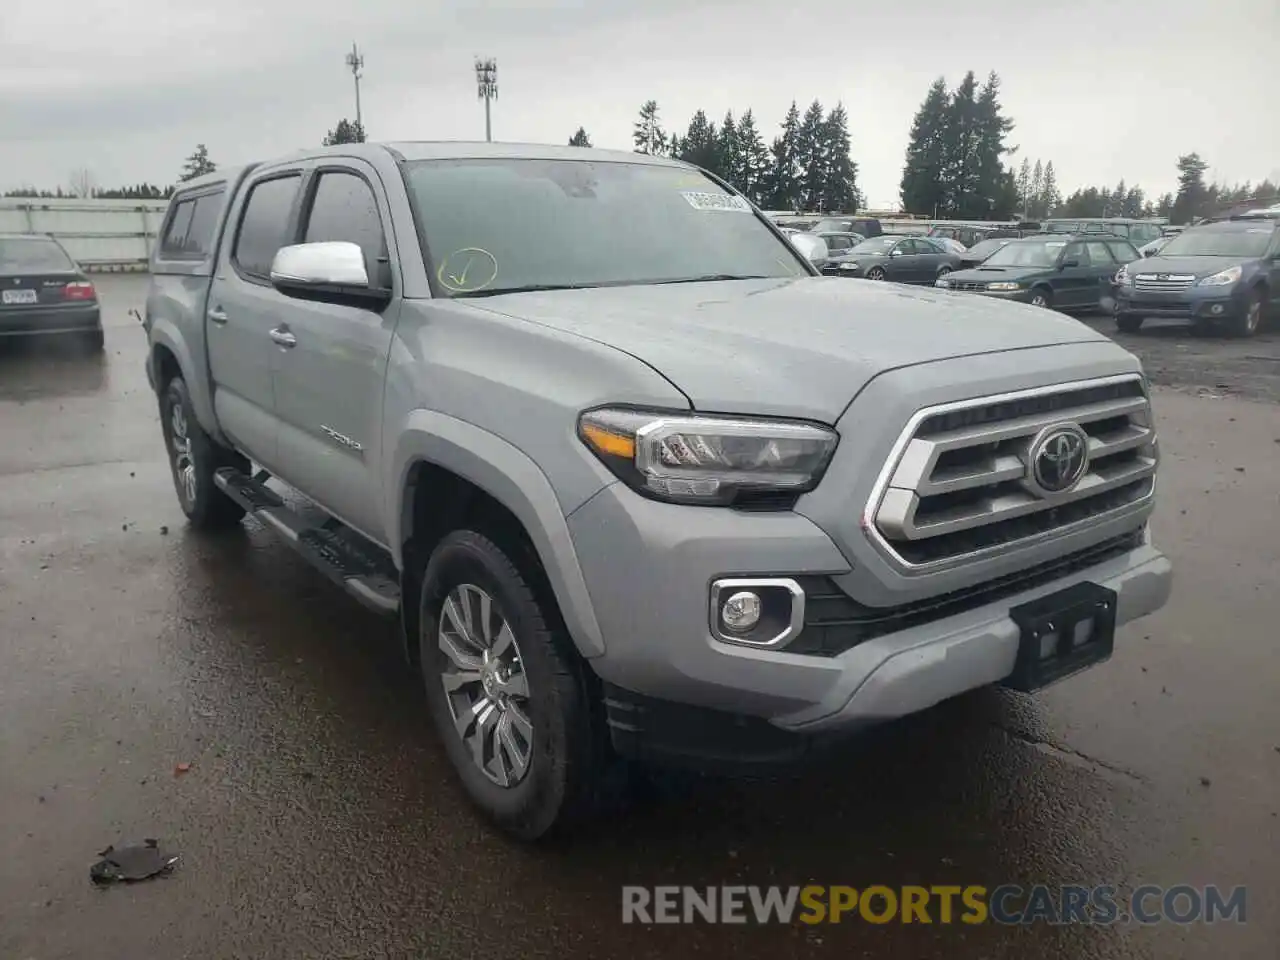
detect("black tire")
(419, 530), (604, 840)
(936, 266), (953, 280)
(1226, 288), (1265, 338)
(1115, 315), (1144, 334)
(1029, 286), (1053, 309)
(866, 266), (887, 281)
(158, 376), (247, 530)
(82, 329), (104, 353)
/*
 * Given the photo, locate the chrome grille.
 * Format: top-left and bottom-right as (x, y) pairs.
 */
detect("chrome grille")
(867, 376), (1157, 569)
(1133, 274), (1195, 293)
(952, 281), (987, 292)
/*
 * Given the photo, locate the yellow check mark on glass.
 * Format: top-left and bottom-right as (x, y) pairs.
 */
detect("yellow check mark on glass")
(447, 255), (474, 289)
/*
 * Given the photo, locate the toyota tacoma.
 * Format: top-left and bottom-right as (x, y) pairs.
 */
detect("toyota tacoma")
(143, 142), (1172, 839)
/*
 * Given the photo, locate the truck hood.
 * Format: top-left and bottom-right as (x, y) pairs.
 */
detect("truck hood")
(1132, 255), (1250, 277)
(465, 277), (1109, 422)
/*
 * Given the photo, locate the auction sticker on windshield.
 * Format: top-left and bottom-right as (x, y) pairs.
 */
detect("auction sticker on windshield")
(682, 191), (751, 213)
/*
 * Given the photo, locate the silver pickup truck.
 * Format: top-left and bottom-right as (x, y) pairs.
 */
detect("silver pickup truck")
(143, 142), (1172, 839)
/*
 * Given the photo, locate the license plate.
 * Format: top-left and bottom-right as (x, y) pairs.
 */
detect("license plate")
(2, 288), (38, 305)
(1004, 582), (1117, 692)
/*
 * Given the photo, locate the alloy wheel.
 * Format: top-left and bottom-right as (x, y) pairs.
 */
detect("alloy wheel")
(438, 583), (533, 787)
(169, 400), (197, 506)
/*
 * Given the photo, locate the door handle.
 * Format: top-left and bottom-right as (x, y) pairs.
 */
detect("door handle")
(207, 307), (228, 325)
(269, 327), (297, 348)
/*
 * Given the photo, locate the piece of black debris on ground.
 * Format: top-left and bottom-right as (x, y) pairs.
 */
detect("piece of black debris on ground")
(89, 839), (179, 885)
(1198, 776), (1212, 787)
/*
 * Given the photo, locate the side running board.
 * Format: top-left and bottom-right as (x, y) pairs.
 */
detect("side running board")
(213, 468), (400, 617)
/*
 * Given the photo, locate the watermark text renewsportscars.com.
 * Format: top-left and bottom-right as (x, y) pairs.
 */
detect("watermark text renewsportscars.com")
(621, 884), (1247, 926)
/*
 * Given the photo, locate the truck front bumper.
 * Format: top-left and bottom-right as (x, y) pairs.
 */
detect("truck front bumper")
(567, 482), (1172, 762)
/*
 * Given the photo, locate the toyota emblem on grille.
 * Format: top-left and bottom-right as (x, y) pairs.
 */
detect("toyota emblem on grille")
(1157, 273), (1169, 280)
(1029, 423), (1090, 495)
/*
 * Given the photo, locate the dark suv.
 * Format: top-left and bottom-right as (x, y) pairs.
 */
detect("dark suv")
(936, 234), (1140, 312)
(1113, 215), (1280, 337)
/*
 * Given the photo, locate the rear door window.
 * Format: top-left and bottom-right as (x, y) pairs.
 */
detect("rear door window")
(1106, 240), (1140, 263)
(1065, 242), (1091, 266)
(1086, 241), (1116, 265)
(233, 175), (302, 278)
(159, 191), (224, 259)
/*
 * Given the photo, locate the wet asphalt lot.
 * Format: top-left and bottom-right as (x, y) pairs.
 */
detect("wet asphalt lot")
(2, 276), (1278, 959)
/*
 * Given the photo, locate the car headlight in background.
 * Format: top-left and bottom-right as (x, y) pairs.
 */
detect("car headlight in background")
(578, 408), (838, 506)
(838, 261), (860, 271)
(1114, 265), (1132, 285)
(1198, 265), (1242, 286)
(985, 281), (1021, 292)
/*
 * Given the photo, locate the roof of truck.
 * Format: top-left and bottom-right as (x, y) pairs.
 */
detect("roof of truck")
(385, 141), (684, 166)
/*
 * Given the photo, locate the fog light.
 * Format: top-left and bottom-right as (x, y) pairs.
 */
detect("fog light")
(709, 578), (806, 649)
(721, 591), (762, 632)
(1210, 304), (1224, 315)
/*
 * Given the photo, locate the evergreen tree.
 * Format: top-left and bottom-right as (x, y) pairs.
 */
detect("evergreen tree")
(819, 102), (859, 213)
(940, 71), (979, 217)
(568, 127), (592, 147)
(718, 111), (743, 189)
(796, 100), (826, 211)
(679, 110), (720, 174)
(1171, 152), (1210, 224)
(180, 144), (216, 182)
(968, 72), (1016, 220)
(633, 100), (667, 156)
(900, 77), (950, 216)
(1015, 157), (1031, 216)
(1039, 161), (1060, 217)
(764, 101), (802, 210)
(735, 109), (770, 206)
(322, 118), (365, 146)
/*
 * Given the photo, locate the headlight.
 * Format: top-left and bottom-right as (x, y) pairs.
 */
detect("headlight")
(838, 261), (860, 271)
(986, 281), (1021, 291)
(577, 407), (838, 506)
(934, 277), (951, 288)
(1198, 265), (1242, 286)
(1115, 265), (1131, 285)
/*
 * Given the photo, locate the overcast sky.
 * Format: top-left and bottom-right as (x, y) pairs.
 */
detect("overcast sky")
(2, 0), (1276, 207)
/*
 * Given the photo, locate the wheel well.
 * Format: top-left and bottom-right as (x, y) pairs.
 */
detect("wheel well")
(399, 462), (563, 667)
(153, 344), (181, 392)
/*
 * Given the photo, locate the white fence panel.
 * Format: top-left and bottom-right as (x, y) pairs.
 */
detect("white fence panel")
(0, 198), (169, 271)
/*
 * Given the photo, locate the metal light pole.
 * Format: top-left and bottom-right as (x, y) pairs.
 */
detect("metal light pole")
(345, 43), (365, 134)
(475, 58), (497, 142)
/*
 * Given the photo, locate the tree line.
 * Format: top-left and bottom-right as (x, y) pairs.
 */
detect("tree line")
(568, 99), (861, 212)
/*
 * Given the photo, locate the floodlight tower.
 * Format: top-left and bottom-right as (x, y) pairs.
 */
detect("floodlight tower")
(475, 58), (498, 142)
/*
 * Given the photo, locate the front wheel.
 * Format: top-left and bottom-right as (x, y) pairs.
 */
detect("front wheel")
(1226, 289), (1265, 338)
(159, 377), (247, 529)
(866, 266), (886, 281)
(1116, 315), (1144, 333)
(936, 266), (953, 281)
(1029, 287), (1053, 309)
(419, 530), (605, 840)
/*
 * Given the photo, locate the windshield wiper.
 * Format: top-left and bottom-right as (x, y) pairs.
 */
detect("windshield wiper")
(649, 274), (779, 285)
(452, 283), (598, 298)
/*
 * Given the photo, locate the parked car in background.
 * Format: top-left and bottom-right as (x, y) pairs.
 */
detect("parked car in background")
(936, 234), (1141, 312)
(956, 236), (1014, 269)
(813, 231), (865, 255)
(0, 235), (103, 351)
(928, 225), (988, 247)
(1040, 218), (1165, 248)
(1113, 214), (1280, 337)
(824, 234), (960, 283)
(929, 235), (968, 256)
(808, 216), (882, 238)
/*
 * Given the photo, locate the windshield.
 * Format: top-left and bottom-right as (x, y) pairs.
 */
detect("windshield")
(402, 158), (806, 296)
(1157, 226), (1274, 258)
(849, 236), (898, 255)
(811, 219), (851, 233)
(982, 239), (1067, 267)
(0, 238), (75, 273)
(966, 239), (1010, 260)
